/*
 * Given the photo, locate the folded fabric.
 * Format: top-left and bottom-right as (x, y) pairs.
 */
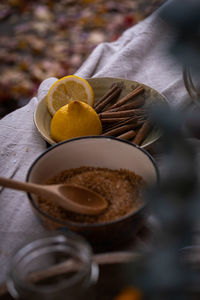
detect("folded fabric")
(0, 3), (191, 284)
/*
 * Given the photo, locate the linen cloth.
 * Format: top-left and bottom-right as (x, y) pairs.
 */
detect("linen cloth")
(0, 2), (192, 284)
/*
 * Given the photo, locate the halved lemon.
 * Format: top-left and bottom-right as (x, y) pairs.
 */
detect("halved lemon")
(47, 75), (94, 115)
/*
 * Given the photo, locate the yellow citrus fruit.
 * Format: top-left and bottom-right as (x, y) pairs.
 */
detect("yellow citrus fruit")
(47, 75), (94, 115)
(50, 100), (102, 142)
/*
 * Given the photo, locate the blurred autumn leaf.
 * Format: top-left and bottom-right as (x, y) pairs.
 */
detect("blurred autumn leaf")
(0, 0), (166, 117)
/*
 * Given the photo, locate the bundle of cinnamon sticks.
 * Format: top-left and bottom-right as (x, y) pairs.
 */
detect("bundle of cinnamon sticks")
(94, 81), (151, 146)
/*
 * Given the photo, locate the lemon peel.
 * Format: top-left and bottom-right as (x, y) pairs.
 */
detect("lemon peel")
(50, 100), (102, 142)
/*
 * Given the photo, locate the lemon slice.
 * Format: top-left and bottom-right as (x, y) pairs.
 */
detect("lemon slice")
(51, 100), (102, 142)
(47, 75), (94, 115)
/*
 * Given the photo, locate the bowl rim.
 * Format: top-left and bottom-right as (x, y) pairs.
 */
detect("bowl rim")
(26, 135), (159, 228)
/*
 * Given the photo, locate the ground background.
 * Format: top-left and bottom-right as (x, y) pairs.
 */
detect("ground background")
(0, 0), (166, 118)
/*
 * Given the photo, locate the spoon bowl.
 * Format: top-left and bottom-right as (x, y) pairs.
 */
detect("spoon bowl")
(0, 177), (108, 215)
(56, 184), (108, 215)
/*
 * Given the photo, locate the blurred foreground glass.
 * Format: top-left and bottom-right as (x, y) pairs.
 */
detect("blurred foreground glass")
(183, 66), (200, 139)
(6, 232), (99, 300)
(183, 66), (200, 104)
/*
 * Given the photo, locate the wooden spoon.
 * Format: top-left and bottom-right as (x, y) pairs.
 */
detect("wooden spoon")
(0, 177), (108, 215)
(0, 251), (140, 296)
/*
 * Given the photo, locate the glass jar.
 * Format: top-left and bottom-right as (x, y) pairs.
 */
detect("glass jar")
(6, 232), (99, 300)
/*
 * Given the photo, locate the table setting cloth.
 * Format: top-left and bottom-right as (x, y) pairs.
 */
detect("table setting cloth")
(0, 0), (195, 284)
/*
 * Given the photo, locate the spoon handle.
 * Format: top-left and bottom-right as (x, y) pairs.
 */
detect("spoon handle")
(0, 176), (46, 196)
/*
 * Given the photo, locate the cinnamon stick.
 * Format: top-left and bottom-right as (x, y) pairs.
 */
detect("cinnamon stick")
(132, 120), (151, 145)
(108, 85), (144, 110)
(101, 117), (127, 124)
(94, 83), (122, 113)
(117, 130), (136, 140)
(102, 116), (145, 133)
(103, 124), (136, 136)
(94, 83), (119, 108)
(99, 108), (145, 119)
(105, 96), (145, 112)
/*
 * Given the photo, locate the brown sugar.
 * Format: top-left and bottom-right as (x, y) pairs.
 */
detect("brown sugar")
(36, 167), (146, 224)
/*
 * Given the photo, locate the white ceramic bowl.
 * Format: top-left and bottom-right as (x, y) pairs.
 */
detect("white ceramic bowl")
(26, 136), (159, 249)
